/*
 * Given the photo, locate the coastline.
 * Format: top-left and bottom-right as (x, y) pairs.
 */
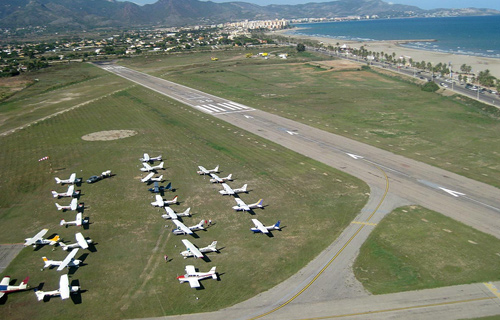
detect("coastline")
(272, 29), (500, 79)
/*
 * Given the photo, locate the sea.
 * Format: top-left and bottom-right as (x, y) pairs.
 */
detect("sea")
(288, 15), (500, 59)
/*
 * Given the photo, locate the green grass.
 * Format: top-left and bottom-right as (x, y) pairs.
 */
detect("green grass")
(353, 206), (500, 294)
(118, 49), (500, 188)
(0, 63), (368, 319)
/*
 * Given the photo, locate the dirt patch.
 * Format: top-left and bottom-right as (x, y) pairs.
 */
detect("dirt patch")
(82, 130), (137, 141)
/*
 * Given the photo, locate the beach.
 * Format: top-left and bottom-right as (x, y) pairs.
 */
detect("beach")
(274, 30), (500, 79)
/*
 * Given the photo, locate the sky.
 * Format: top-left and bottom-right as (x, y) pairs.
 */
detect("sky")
(123, 0), (500, 10)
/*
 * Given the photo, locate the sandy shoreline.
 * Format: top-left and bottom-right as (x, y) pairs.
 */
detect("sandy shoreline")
(273, 29), (500, 79)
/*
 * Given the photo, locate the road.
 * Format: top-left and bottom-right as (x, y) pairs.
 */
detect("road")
(93, 62), (500, 320)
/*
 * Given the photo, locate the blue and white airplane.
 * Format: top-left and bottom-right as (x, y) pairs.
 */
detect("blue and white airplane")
(250, 219), (281, 234)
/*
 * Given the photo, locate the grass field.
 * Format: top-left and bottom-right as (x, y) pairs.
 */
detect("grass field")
(353, 205), (500, 294)
(117, 49), (500, 188)
(0, 62), (368, 319)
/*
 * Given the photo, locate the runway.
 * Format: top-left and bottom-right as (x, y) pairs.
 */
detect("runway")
(94, 62), (500, 320)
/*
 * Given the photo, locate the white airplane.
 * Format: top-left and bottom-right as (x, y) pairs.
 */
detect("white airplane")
(0, 276), (29, 299)
(251, 219), (281, 234)
(24, 229), (60, 248)
(232, 198), (264, 211)
(219, 183), (248, 195)
(161, 207), (191, 220)
(34, 274), (79, 301)
(180, 239), (218, 259)
(55, 198), (79, 211)
(140, 161), (164, 172)
(42, 249), (81, 271)
(140, 153), (162, 162)
(51, 185), (79, 198)
(141, 172), (163, 183)
(177, 265), (217, 288)
(197, 165), (219, 175)
(172, 219), (207, 236)
(209, 173), (232, 183)
(60, 212), (87, 227)
(151, 195), (178, 207)
(60, 233), (92, 251)
(54, 173), (76, 185)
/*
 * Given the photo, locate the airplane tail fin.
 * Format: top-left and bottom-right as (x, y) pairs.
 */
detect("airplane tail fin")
(55, 177), (61, 184)
(42, 257), (50, 268)
(226, 174), (232, 181)
(214, 165), (219, 172)
(157, 175), (163, 181)
(256, 199), (264, 207)
(48, 235), (60, 245)
(51, 190), (59, 198)
(35, 290), (46, 301)
(210, 266), (217, 278)
(60, 242), (68, 250)
(274, 220), (281, 230)
(197, 220), (206, 229)
(172, 196), (178, 203)
(209, 241), (217, 251)
(20, 277), (29, 289)
(55, 203), (63, 210)
(182, 207), (191, 216)
(166, 182), (172, 190)
(242, 184), (248, 192)
(158, 161), (165, 169)
(60, 220), (67, 226)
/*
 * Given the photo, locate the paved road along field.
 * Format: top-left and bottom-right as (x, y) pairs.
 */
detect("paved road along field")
(94, 62), (500, 320)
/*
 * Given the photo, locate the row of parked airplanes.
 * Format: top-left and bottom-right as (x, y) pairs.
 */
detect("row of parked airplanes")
(140, 153), (220, 288)
(2, 172), (100, 301)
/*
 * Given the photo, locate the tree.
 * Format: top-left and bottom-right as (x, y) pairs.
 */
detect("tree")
(296, 43), (305, 52)
(422, 81), (439, 92)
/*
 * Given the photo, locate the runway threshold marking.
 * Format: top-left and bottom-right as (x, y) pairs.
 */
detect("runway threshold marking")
(296, 296), (496, 320)
(249, 165), (389, 320)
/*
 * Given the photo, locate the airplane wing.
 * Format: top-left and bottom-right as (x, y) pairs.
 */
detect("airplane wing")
(142, 163), (153, 171)
(164, 207), (177, 219)
(57, 249), (79, 271)
(173, 220), (193, 235)
(235, 198), (249, 210)
(75, 232), (88, 249)
(75, 212), (83, 226)
(187, 278), (201, 288)
(198, 166), (207, 173)
(70, 198), (78, 211)
(142, 153), (150, 162)
(69, 173), (76, 183)
(181, 239), (203, 258)
(0, 276), (10, 286)
(222, 183), (234, 195)
(154, 195), (164, 207)
(141, 172), (154, 182)
(25, 228), (49, 246)
(251, 219), (269, 233)
(67, 185), (74, 195)
(59, 274), (70, 300)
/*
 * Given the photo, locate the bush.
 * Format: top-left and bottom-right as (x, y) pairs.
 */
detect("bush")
(421, 81), (439, 92)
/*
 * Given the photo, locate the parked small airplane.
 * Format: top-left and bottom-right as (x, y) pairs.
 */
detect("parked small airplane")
(251, 219), (281, 234)
(180, 239), (218, 259)
(34, 274), (79, 301)
(51, 185), (79, 198)
(140, 153), (162, 162)
(177, 265), (217, 288)
(60, 213), (87, 227)
(151, 195), (178, 207)
(148, 182), (172, 193)
(141, 161), (164, 172)
(209, 173), (232, 183)
(219, 183), (248, 195)
(42, 249), (81, 271)
(55, 198), (79, 211)
(24, 229), (60, 248)
(60, 233), (92, 251)
(197, 165), (219, 175)
(232, 198), (264, 211)
(141, 172), (163, 183)
(172, 219), (207, 235)
(54, 173), (76, 185)
(162, 207), (191, 220)
(0, 276), (29, 299)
